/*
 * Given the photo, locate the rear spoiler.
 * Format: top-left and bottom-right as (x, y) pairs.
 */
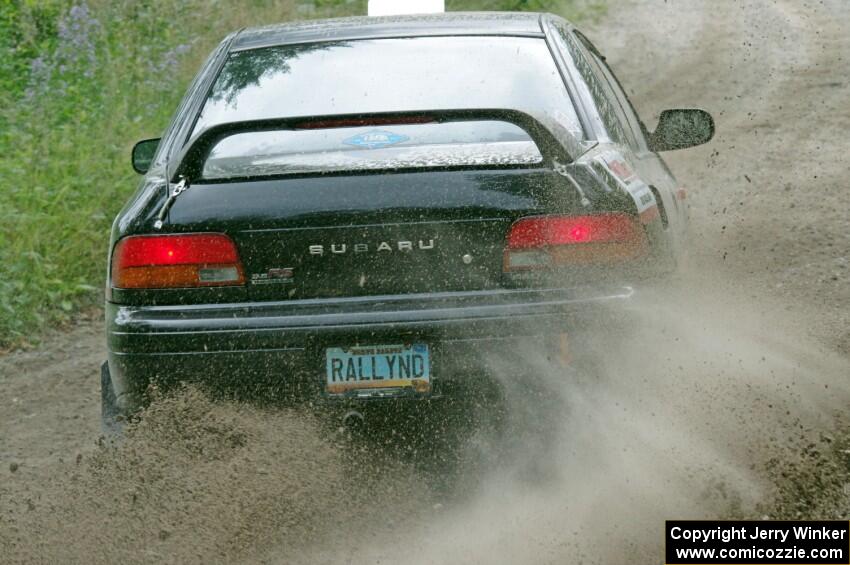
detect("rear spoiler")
(171, 109), (578, 182)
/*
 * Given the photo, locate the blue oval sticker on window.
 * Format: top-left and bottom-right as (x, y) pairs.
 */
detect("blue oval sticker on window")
(343, 130), (410, 149)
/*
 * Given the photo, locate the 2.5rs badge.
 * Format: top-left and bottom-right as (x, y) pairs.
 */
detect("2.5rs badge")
(250, 268), (295, 285)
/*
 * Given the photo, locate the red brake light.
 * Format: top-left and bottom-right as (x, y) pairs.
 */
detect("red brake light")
(111, 233), (245, 289)
(293, 116), (435, 129)
(504, 214), (648, 271)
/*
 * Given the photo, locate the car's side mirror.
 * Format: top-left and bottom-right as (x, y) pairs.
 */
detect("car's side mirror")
(649, 109), (714, 152)
(131, 138), (161, 174)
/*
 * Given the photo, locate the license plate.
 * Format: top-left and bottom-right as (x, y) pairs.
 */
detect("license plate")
(325, 343), (431, 396)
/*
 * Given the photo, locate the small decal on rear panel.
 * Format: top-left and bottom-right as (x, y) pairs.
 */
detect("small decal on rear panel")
(605, 158), (636, 182)
(343, 130), (409, 149)
(598, 152), (658, 216)
(251, 268), (294, 285)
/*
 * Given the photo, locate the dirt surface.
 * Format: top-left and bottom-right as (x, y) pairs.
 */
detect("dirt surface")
(599, 0), (850, 351)
(2, 1), (849, 563)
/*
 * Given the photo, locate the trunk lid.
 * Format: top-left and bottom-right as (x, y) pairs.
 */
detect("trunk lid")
(168, 168), (576, 300)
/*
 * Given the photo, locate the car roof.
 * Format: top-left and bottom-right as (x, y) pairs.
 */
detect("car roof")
(231, 11), (557, 52)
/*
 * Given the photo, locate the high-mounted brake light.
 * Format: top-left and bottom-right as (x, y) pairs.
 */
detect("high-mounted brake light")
(293, 116), (435, 129)
(111, 233), (244, 289)
(504, 213), (648, 271)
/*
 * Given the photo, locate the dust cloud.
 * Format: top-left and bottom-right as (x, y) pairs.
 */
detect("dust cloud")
(1, 388), (431, 564)
(4, 265), (849, 565)
(307, 270), (850, 565)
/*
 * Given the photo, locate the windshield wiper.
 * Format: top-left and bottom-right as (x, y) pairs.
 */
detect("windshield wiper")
(553, 159), (590, 208)
(153, 177), (189, 230)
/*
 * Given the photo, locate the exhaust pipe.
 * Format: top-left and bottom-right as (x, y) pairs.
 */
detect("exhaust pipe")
(341, 410), (365, 431)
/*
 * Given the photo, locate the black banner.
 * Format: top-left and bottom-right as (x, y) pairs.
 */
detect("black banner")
(666, 521), (850, 564)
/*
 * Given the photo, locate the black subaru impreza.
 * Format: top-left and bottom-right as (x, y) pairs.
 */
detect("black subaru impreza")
(103, 12), (713, 431)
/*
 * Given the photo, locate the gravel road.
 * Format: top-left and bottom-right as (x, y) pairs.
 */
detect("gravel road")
(1, 1), (849, 563)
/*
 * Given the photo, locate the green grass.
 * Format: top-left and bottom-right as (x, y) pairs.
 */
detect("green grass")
(0, 0), (604, 348)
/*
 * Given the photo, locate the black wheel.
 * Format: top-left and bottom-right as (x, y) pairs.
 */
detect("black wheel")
(101, 362), (125, 438)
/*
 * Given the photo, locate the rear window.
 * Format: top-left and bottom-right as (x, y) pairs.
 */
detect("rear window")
(190, 36), (581, 177)
(203, 120), (542, 178)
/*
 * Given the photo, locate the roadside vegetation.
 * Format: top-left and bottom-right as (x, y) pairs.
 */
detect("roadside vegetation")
(0, 0), (604, 348)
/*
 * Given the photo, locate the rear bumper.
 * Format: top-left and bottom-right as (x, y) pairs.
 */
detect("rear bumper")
(106, 286), (634, 411)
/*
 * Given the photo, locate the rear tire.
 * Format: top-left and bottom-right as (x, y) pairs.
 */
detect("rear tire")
(101, 362), (125, 438)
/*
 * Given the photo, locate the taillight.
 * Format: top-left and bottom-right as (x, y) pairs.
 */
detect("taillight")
(111, 233), (245, 289)
(504, 213), (648, 271)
